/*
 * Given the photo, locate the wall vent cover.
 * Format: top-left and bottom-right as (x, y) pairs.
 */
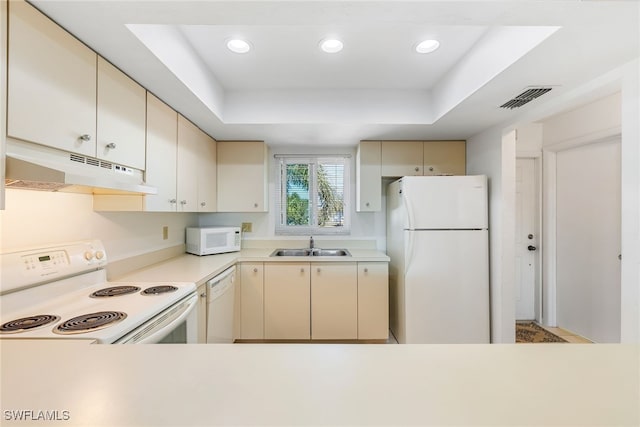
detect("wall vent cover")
(500, 87), (553, 109)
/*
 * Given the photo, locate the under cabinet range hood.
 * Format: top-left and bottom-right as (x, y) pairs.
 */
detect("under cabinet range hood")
(5, 139), (157, 195)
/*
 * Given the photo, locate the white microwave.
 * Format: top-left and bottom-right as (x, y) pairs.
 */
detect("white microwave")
(186, 227), (241, 256)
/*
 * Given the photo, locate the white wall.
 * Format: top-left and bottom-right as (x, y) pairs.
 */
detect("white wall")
(199, 145), (387, 250)
(466, 127), (516, 343)
(0, 189), (198, 261)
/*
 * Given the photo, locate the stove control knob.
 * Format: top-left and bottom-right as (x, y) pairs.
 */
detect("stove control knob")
(84, 251), (94, 261)
(95, 251), (105, 260)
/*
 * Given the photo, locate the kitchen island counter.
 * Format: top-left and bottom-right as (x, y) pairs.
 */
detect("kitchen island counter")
(0, 339), (637, 426)
(115, 248), (390, 286)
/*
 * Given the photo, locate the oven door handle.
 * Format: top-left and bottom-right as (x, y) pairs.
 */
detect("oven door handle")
(114, 293), (198, 344)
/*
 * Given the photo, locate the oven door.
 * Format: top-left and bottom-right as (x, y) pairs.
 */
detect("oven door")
(113, 292), (198, 344)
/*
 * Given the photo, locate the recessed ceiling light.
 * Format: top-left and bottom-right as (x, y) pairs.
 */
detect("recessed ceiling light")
(226, 39), (251, 54)
(319, 38), (344, 54)
(415, 39), (440, 54)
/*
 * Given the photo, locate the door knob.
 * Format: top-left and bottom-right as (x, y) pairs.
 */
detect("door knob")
(527, 245), (537, 251)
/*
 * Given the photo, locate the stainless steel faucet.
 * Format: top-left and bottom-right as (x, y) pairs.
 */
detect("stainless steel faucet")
(309, 236), (314, 249)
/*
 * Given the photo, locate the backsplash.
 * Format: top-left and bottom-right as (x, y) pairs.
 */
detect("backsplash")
(0, 189), (198, 261)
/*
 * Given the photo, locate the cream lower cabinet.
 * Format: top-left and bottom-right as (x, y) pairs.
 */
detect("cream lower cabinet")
(357, 262), (389, 340)
(197, 284), (208, 344)
(264, 263), (310, 340)
(239, 263), (265, 340)
(311, 262), (358, 340)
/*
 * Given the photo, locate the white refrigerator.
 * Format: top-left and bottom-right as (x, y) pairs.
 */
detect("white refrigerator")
(386, 175), (490, 344)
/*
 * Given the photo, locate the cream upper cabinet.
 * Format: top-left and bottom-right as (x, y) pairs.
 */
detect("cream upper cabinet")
(264, 263), (310, 340)
(357, 262), (389, 340)
(7, 0), (97, 157)
(239, 263), (264, 340)
(311, 262), (358, 340)
(423, 140), (466, 176)
(176, 115), (200, 212)
(356, 141), (382, 212)
(196, 133), (217, 212)
(96, 57), (146, 169)
(381, 141), (423, 177)
(217, 141), (268, 212)
(145, 93), (178, 212)
(197, 284), (208, 344)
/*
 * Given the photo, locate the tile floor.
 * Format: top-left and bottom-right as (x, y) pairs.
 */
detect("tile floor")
(537, 324), (593, 343)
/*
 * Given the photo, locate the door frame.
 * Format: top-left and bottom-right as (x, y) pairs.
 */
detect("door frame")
(541, 127), (622, 327)
(516, 153), (543, 323)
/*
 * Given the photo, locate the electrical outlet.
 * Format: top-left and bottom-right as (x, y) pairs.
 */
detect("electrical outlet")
(162, 226), (169, 240)
(241, 222), (252, 233)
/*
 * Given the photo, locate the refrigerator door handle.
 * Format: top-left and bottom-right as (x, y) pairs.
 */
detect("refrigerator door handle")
(402, 186), (415, 230)
(406, 230), (415, 272)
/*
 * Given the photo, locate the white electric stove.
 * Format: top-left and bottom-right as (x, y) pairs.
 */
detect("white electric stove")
(0, 240), (197, 344)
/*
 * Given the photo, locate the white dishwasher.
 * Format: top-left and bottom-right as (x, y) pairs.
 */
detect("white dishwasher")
(206, 266), (236, 343)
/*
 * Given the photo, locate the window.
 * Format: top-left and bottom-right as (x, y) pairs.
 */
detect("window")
(275, 155), (350, 235)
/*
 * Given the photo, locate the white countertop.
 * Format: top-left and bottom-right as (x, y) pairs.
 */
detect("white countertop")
(116, 248), (390, 286)
(0, 340), (638, 426)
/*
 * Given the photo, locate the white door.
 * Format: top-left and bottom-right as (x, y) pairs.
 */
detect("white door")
(515, 159), (537, 320)
(556, 139), (621, 343)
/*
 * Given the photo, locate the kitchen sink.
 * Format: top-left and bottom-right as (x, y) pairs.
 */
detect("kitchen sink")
(269, 248), (351, 257)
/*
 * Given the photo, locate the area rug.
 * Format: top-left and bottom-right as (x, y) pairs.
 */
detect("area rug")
(516, 322), (567, 343)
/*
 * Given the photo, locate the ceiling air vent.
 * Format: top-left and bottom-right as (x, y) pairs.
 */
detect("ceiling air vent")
(500, 87), (553, 109)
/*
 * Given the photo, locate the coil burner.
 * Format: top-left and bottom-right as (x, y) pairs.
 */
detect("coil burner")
(141, 285), (178, 295)
(53, 311), (127, 335)
(90, 286), (141, 298)
(0, 315), (61, 334)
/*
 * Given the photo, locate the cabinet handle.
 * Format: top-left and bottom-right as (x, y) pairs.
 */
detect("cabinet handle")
(365, 202), (370, 207)
(414, 167), (419, 172)
(429, 166), (434, 172)
(201, 202), (206, 207)
(169, 199), (177, 204)
(253, 203), (258, 208)
(364, 268), (369, 273)
(79, 134), (91, 142)
(300, 268), (305, 273)
(253, 268), (258, 273)
(200, 292), (206, 298)
(106, 142), (117, 149)
(316, 268), (321, 273)
(180, 200), (187, 205)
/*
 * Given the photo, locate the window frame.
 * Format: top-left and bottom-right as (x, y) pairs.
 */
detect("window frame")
(275, 155), (351, 236)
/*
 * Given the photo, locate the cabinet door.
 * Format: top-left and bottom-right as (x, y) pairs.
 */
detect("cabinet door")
(176, 115), (200, 212)
(264, 263), (310, 339)
(144, 93), (177, 212)
(356, 141), (381, 212)
(197, 284), (208, 344)
(7, 0), (96, 156)
(381, 141), (423, 177)
(217, 141), (268, 212)
(357, 262), (389, 340)
(197, 134), (217, 212)
(96, 57), (146, 169)
(423, 141), (466, 176)
(240, 263), (264, 340)
(311, 262), (357, 340)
